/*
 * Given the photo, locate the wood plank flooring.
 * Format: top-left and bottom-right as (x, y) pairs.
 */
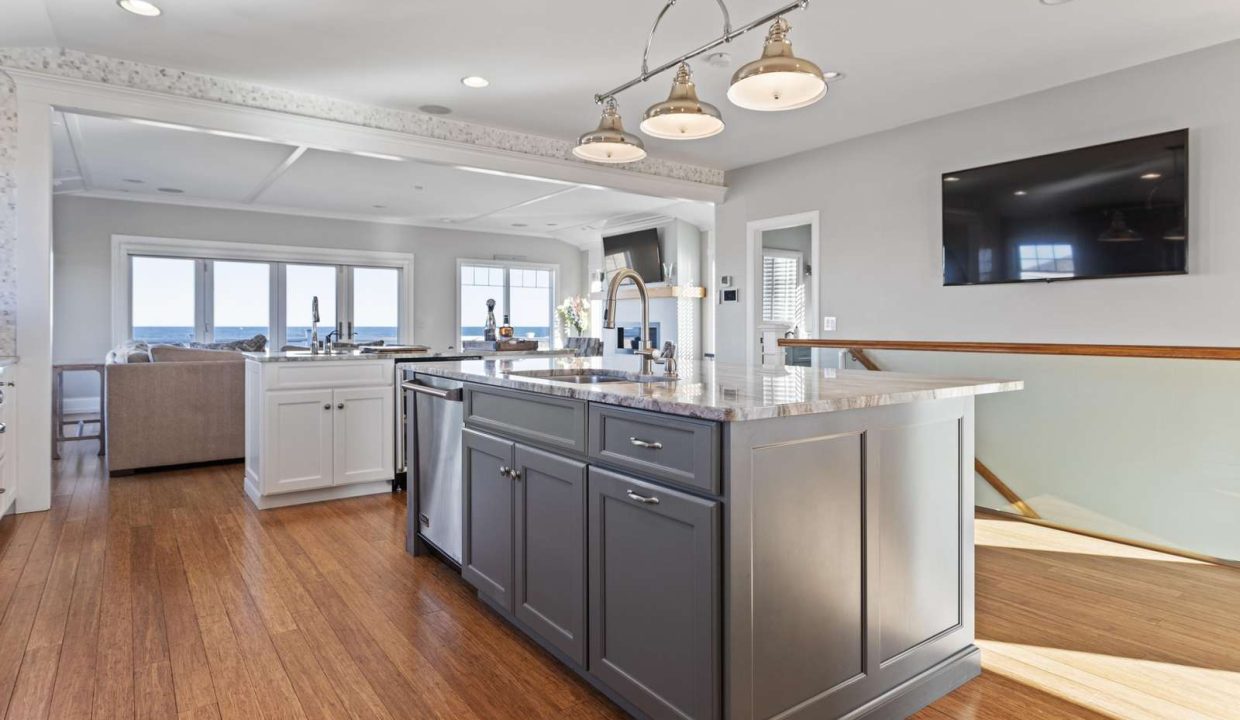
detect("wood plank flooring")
(0, 440), (1236, 719)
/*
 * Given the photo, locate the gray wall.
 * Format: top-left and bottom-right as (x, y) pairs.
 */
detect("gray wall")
(715, 39), (1240, 362)
(714, 40), (1240, 560)
(53, 196), (583, 403)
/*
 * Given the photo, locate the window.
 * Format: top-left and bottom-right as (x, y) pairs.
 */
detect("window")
(213, 261), (270, 342)
(131, 256), (197, 344)
(123, 240), (409, 348)
(762, 250), (804, 327)
(1019, 244), (1075, 280)
(459, 262), (555, 344)
(285, 264), (337, 346)
(351, 267), (400, 344)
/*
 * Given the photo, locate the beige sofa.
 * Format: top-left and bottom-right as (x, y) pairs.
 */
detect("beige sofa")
(105, 345), (246, 474)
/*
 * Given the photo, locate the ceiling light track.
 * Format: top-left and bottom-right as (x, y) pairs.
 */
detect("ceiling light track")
(575, 0), (833, 163)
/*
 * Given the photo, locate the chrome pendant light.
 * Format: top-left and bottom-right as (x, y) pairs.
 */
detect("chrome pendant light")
(572, 98), (647, 164)
(727, 17), (826, 111)
(640, 63), (725, 140)
(575, 0), (835, 163)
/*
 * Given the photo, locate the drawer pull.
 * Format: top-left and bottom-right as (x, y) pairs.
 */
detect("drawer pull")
(0, 422), (6, 434)
(628, 437), (663, 450)
(625, 490), (660, 505)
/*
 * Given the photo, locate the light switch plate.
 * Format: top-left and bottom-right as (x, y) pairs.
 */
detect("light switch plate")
(822, 316), (837, 332)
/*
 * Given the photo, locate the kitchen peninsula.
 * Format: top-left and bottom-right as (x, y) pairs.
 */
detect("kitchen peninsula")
(407, 356), (1021, 720)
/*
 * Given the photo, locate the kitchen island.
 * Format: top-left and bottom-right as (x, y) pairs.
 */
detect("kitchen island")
(408, 357), (1021, 720)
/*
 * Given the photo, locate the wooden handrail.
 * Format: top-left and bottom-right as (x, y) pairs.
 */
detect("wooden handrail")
(779, 339), (1240, 361)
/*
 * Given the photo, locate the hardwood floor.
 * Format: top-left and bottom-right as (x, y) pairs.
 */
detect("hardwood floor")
(0, 441), (1236, 719)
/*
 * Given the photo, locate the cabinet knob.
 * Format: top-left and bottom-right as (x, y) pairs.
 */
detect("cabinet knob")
(625, 489), (660, 505)
(0, 422), (6, 434)
(323, 403), (331, 410)
(337, 402), (345, 409)
(499, 465), (511, 477)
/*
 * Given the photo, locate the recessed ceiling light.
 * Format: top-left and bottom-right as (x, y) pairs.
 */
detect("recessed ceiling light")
(1013, 190), (1028, 196)
(1040, 0), (1074, 5)
(943, 176), (961, 183)
(547, 223), (558, 227)
(1141, 172), (1163, 180)
(117, 0), (162, 17)
(461, 76), (490, 88)
(123, 178), (145, 184)
(419, 104), (452, 115)
(511, 223), (529, 228)
(414, 185), (424, 191)
(824, 71), (845, 81)
(703, 52), (732, 68)
(373, 204), (387, 209)
(157, 187), (184, 194)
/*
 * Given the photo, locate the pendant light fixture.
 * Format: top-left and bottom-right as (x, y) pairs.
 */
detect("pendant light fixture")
(728, 17), (827, 111)
(574, 0), (835, 164)
(1098, 211), (1142, 243)
(572, 98), (647, 164)
(640, 63), (725, 140)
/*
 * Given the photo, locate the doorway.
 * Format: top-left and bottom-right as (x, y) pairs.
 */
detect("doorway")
(745, 212), (820, 367)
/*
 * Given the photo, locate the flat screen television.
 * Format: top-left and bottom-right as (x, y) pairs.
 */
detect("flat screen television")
(942, 129), (1188, 286)
(603, 228), (664, 283)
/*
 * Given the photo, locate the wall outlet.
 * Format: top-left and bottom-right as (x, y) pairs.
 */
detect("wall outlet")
(822, 316), (837, 332)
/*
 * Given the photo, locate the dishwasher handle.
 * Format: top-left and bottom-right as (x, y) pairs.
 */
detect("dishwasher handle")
(402, 380), (463, 402)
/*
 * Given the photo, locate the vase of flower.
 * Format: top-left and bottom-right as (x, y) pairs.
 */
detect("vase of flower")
(556, 295), (590, 338)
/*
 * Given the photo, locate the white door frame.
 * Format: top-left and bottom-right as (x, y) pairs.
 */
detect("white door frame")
(10, 69), (723, 514)
(745, 211), (821, 367)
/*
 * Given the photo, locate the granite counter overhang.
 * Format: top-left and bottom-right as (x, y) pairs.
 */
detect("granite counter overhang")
(409, 357), (1023, 423)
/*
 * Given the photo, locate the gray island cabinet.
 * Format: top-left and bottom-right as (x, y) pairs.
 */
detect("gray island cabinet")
(412, 359), (1021, 720)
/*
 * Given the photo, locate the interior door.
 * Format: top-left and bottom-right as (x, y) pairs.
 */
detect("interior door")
(265, 389), (335, 494)
(332, 386), (394, 485)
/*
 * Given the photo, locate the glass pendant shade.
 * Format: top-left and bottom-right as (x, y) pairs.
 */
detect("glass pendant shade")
(640, 63), (725, 140)
(727, 17), (827, 111)
(1098, 211), (1142, 242)
(573, 99), (647, 163)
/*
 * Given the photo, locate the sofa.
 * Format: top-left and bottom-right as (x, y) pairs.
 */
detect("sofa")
(105, 338), (262, 474)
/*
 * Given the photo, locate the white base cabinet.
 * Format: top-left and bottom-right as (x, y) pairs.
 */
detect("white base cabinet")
(245, 358), (394, 509)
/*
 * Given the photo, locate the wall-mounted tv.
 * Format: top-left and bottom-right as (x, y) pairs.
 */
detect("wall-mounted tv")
(942, 129), (1188, 286)
(603, 228), (664, 283)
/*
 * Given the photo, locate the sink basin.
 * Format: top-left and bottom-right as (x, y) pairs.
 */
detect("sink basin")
(507, 369), (669, 385)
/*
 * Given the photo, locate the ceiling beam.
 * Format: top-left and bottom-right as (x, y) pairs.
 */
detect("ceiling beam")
(62, 112), (93, 190)
(457, 186), (584, 224)
(244, 145), (308, 204)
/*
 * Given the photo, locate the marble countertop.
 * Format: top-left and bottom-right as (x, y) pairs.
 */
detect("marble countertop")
(410, 357), (1023, 422)
(0, 357), (17, 368)
(244, 348), (575, 363)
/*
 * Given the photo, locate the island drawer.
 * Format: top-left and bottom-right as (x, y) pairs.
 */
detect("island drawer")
(464, 384), (588, 456)
(588, 405), (720, 494)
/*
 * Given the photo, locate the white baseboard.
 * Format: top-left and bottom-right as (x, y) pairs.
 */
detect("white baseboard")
(61, 397), (101, 415)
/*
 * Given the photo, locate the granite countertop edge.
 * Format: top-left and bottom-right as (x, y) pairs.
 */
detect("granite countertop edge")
(244, 349), (575, 363)
(411, 362), (1024, 423)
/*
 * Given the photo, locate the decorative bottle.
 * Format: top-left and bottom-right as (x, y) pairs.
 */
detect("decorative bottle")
(499, 314), (515, 339)
(484, 299), (498, 341)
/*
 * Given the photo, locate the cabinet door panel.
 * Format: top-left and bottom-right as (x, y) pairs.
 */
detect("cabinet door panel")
(462, 429), (515, 609)
(589, 467), (720, 720)
(333, 386), (394, 485)
(515, 445), (587, 665)
(265, 390), (335, 494)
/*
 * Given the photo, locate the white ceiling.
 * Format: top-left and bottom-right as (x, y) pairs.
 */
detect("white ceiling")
(8, 0), (1240, 170)
(52, 111), (707, 243)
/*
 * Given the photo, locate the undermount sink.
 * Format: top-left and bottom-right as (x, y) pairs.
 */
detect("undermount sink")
(507, 369), (670, 385)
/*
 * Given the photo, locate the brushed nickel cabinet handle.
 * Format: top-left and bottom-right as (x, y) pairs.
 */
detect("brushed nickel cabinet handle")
(628, 437), (663, 450)
(626, 490), (659, 505)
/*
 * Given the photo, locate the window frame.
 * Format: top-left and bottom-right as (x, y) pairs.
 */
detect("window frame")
(760, 248), (805, 327)
(113, 234), (414, 348)
(456, 259), (558, 347)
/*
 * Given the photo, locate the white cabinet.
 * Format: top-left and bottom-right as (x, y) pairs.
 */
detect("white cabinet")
(245, 358), (395, 509)
(333, 386), (394, 485)
(0, 374), (13, 517)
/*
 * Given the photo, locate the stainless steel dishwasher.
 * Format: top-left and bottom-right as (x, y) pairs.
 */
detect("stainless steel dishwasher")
(403, 371), (464, 564)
